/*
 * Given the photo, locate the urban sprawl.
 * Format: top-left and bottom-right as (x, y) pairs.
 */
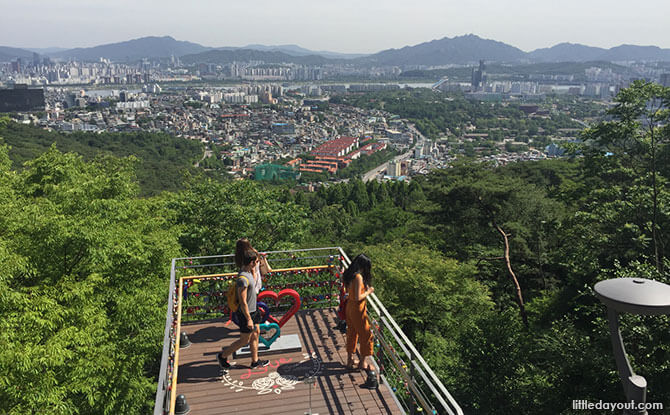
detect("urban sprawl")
(2, 53), (669, 183)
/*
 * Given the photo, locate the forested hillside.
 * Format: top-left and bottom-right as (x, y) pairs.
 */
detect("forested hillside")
(331, 89), (583, 140)
(0, 120), (205, 195)
(1, 82), (669, 414)
(0, 143), (310, 413)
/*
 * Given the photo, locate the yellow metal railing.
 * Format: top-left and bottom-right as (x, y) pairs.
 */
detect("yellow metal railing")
(155, 248), (463, 415)
(168, 264), (338, 415)
(180, 265), (333, 281)
(169, 277), (184, 415)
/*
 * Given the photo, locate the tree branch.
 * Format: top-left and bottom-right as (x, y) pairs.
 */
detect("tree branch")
(478, 197), (530, 329)
(491, 216), (529, 329)
(475, 256), (505, 267)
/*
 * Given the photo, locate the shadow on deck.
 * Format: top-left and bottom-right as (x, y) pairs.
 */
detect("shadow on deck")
(177, 309), (403, 415)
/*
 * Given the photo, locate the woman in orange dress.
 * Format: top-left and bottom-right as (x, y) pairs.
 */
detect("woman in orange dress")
(343, 254), (375, 372)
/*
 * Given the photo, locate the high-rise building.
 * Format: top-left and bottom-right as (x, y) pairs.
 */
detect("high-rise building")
(471, 60), (486, 91)
(584, 84), (598, 97)
(414, 145), (424, 159)
(271, 85), (284, 97)
(599, 84), (611, 98)
(392, 160), (402, 177)
(11, 60), (21, 73)
(260, 89), (273, 104)
(661, 73), (670, 87)
(0, 85), (45, 112)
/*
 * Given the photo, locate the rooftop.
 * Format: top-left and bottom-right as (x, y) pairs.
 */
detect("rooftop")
(311, 137), (359, 157)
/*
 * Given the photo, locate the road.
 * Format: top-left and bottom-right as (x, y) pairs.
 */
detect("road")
(362, 124), (426, 182)
(194, 146), (213, 168)
(572, 118), (589, 128)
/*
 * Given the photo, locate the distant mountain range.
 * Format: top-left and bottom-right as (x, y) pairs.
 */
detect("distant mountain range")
(48, 36), (210, 61)
(180, 49), (331, 66)
(2, 34), (670, 66)
(25, 47), (69, 54)
(363, 34), (527, 66)
(528, 42), (670, 62)
(362, 35), (670, 65)
(0, 46), (34, 62)
(0, 37), (362, 64)
(240, 44), (365, 59)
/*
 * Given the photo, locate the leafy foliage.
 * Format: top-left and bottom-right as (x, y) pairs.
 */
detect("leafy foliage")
(0, 121), (205, 195)
(0, 147), (181, 414)
(331, 89), (582, 139)
(335, 148), (398, 179)
(170, 178), (309, 256)
(365, 243), (494, 383)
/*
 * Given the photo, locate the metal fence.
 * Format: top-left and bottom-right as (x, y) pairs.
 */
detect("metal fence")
(338, 250), (463, 415)
(153, 247), (346, 415)
(153, 247), (463, 415)
(153, 258), (177, 415)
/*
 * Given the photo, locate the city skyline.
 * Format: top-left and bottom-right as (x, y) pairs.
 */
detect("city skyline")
(2, 0), (670, 53)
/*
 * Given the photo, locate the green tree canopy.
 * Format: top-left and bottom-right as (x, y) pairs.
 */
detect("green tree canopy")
(0, 146), (181, 414)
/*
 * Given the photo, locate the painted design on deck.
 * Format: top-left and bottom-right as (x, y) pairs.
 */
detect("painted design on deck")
(221, 352), (323, 395)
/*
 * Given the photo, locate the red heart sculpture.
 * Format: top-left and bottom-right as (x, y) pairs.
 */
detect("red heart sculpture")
(257, 289), (301, 328)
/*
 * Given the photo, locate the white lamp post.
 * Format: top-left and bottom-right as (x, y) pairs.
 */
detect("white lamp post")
(594, 278), (670, 415)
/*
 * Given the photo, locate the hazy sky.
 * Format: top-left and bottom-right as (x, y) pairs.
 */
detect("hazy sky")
(2, 0), (669, 53)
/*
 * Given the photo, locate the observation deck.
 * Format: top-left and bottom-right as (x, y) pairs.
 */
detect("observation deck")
(154, 248), (463, 415)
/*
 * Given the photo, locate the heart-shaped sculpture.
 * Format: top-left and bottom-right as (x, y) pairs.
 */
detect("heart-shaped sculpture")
(257, 289), (301, 328)
(258, 322), (281, 347)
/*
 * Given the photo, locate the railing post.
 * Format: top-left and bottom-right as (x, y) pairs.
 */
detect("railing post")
(409, 349), (416, 415)
(377, 317), (384, 377)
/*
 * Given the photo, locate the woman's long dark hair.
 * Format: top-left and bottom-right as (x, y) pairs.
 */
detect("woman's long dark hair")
(342, 254), (372, 288)
(235, 238), (254, 268)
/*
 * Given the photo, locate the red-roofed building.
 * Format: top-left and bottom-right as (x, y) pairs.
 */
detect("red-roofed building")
(220, 113), (249, 118)
(286, 158), (302, 168)
(311, 136), (359, 158)
(299, 167), (325, 173)
(300, 137), (388, 175)
(299, 159), (338, 174)
(359, 141), (387, 155)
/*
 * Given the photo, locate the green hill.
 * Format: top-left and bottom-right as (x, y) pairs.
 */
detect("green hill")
(0, 120), (205, 195)
(50, 36), (211, 62)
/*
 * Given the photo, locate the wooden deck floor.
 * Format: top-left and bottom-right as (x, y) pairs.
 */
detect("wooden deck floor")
(177, 309), (403, 415)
